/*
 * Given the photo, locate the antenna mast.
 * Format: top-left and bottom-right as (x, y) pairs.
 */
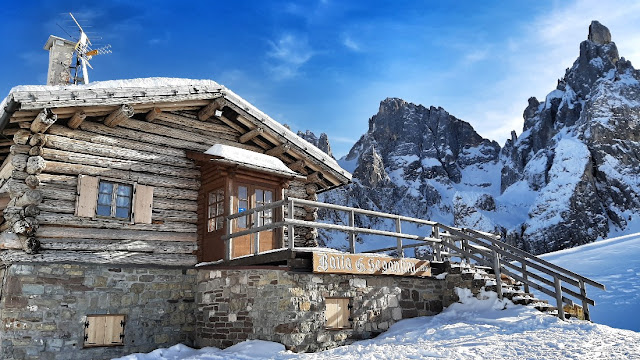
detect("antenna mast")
(68, 12), (111, 84)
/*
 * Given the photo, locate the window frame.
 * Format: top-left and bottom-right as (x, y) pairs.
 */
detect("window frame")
(207, 187), (225, 232)
(96, 180), (134, 220)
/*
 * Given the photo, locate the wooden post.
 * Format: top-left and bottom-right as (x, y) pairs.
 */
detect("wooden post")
(287, 198), (295, 250)
(579, 279), (590, 321)
(145, 107), (162, 122)
(279, 197), (286, 249)
(492, 248), (503, 300)
(462, 238), (469, 264)
(521, 262), (530, 294)
(254, 222), (260, 256)
(554, 276), (565, 320)
(225, 216), (232, 261)
(433, 226), (441, 261)
(396, 216), (403, 258)
(349, 209), (356, 254)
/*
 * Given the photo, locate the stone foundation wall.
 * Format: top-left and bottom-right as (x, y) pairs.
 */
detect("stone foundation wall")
(0, 263), (197, 360)
(195, 264), (484, 352)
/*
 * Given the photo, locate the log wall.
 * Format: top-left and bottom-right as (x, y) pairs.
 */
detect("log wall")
(1, 112), (318, 266)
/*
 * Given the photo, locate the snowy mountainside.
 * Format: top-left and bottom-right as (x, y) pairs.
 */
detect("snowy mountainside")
(317, 21), (640, 255)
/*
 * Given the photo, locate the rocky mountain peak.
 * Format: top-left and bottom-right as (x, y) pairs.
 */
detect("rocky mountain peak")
(297, 130), (334, 158)
(588, 20), (612, 45)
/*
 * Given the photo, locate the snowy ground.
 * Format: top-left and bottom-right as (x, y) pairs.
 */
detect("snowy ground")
(114, 234), (640, 360)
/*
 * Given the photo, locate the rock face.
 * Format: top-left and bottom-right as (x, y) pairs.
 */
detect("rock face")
(318, 21), (640, 255)
(297, 130), (334, 158)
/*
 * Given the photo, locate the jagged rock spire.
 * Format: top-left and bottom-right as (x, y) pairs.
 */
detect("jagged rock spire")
(588, 21), (612, 45)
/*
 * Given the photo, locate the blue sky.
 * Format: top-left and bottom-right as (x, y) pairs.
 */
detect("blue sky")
(2, 0), (640, 158)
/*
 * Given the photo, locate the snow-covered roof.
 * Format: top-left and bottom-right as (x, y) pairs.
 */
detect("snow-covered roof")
(204, 144), (301, 178)
(0, 77), (351, 186)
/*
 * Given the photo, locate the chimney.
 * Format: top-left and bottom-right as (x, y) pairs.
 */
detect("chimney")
(43, 35), (76, 85)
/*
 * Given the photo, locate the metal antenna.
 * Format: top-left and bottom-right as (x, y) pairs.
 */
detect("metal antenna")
(67, 12), (111, 84)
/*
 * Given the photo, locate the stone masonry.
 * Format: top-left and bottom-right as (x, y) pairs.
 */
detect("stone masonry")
(0, 263), (197, 360)
(195, 264), (483, 352)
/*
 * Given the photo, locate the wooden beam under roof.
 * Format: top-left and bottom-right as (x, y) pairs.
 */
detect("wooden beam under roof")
(265, 143), (290, 157)
(67, 110), (87, 129)
(103, 105), (134, 128)
(30, 108), (57, 133)
(198, 97), (226, 121)
(145, 107), (162, 122)
(239, 127), (263, 143)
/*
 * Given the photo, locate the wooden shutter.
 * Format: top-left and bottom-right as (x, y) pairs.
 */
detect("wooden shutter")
(76, 175), (99, 217)
(104, 315), (125, 345)
(84, 316), (105, 346)
(133, 184), (153, 224)
(325, 298), (351, 329)
(84, 315), (125, 347)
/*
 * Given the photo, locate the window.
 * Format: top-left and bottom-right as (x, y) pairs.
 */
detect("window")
(97, 181), (133, 219)
(237, 185), (249, 228)
(325, 298), (352, 329)
(84, 314), (125, 347)
(207, 188), (225, 232)
(75, 175), (153, 224)
(255, 189), (273, 226)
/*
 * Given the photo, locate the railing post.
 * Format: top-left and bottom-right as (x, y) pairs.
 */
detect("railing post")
(348, 209), (356, 254)
(396, 216), (403, 258)
(287, 198), (295, 250)
(579, 279), (590, 321)
(279, 200), (286, 248)
(462, 237), (469, 264)
(433, 226), (441, 261)
(554, 276), (565, 320)
(225, 217), (232, 261)
(254, 221), (260, 256)
(491, 248), (503, 300)
(521, 262), (530, 294)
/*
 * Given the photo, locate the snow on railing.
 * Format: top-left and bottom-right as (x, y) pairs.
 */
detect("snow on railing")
(221, 196), (606, 321)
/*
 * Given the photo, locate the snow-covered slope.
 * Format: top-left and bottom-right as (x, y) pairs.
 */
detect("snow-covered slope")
(318, 21), (640, 255)
(540, 232), (640, 332)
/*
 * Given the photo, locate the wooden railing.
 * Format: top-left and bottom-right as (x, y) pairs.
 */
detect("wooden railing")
(221, 197), (606, 320)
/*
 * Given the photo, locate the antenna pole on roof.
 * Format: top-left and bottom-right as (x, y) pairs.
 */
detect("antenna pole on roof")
(67, 12), (112, 84)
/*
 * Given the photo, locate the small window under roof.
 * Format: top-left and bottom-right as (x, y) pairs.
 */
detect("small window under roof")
(204, 144), (300, 177)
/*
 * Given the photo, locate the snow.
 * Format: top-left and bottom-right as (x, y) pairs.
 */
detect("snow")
(113, 287), (640, 360)
(540, 232), (640, 332)
(9, 77), (222, 93)
(204, 144), (298, 176)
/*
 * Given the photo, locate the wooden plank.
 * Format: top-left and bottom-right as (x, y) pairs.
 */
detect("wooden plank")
(85, 316), (105, 346)
(75, 175), (98, 217)
(37, 212), (197, 232)
(37, 226), (197, 242)
(105, 315), (124, 345)
(133, 184), (153, 224)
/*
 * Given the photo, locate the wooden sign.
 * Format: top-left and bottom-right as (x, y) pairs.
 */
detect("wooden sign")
(312, 252), (431, 277)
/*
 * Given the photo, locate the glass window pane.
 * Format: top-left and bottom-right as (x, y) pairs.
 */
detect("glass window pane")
(217, 204), (224, 216)
(216, 189), (224, 202)
(117, 185), (132, 196)
(216, 217), (224, 230)
(239, 200), (248, 212)
(98, 193), (112, 206)
(116, 195), (131, 207)
(99, 181), (113, 193)
(265, 191), (273, 203)
(96, 205), (111, 216)
(238, 216), (246, 228)
(209, 192), (216, 205)
(208, 219), (215, 232)
(208, 205), (215, 218)
(238, 186), (247, 200)
(115, 207), (129, 219)
(256, 189), (263, 202)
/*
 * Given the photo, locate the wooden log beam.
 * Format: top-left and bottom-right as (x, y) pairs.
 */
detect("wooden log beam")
(26, 156), (46, 175)
(239, 127), (264, 143)
(288, 160), (307, 174)
(13, 130), (31, 145)
(306, 171), (323, 184)
(198, 98), (226, 121)
(37, 226), (197, 242)
(103, 104), (134, 128)
(36, 212), (197, 232)
(145, 107), (162, 122)
(155, 112), (240, 136)
(266, 143), (290, 157)
(40, 238), (197, 254)
(0, 250), (198, 267)
(30, 108), (58, 133)
(67, 110), (87, 129)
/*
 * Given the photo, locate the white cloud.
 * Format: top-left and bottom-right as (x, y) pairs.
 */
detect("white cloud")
(342, 35), (361, 52)
(266, 34), (314, 80)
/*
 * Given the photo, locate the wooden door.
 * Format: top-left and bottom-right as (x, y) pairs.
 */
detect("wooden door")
(231, 183), (278, 258)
